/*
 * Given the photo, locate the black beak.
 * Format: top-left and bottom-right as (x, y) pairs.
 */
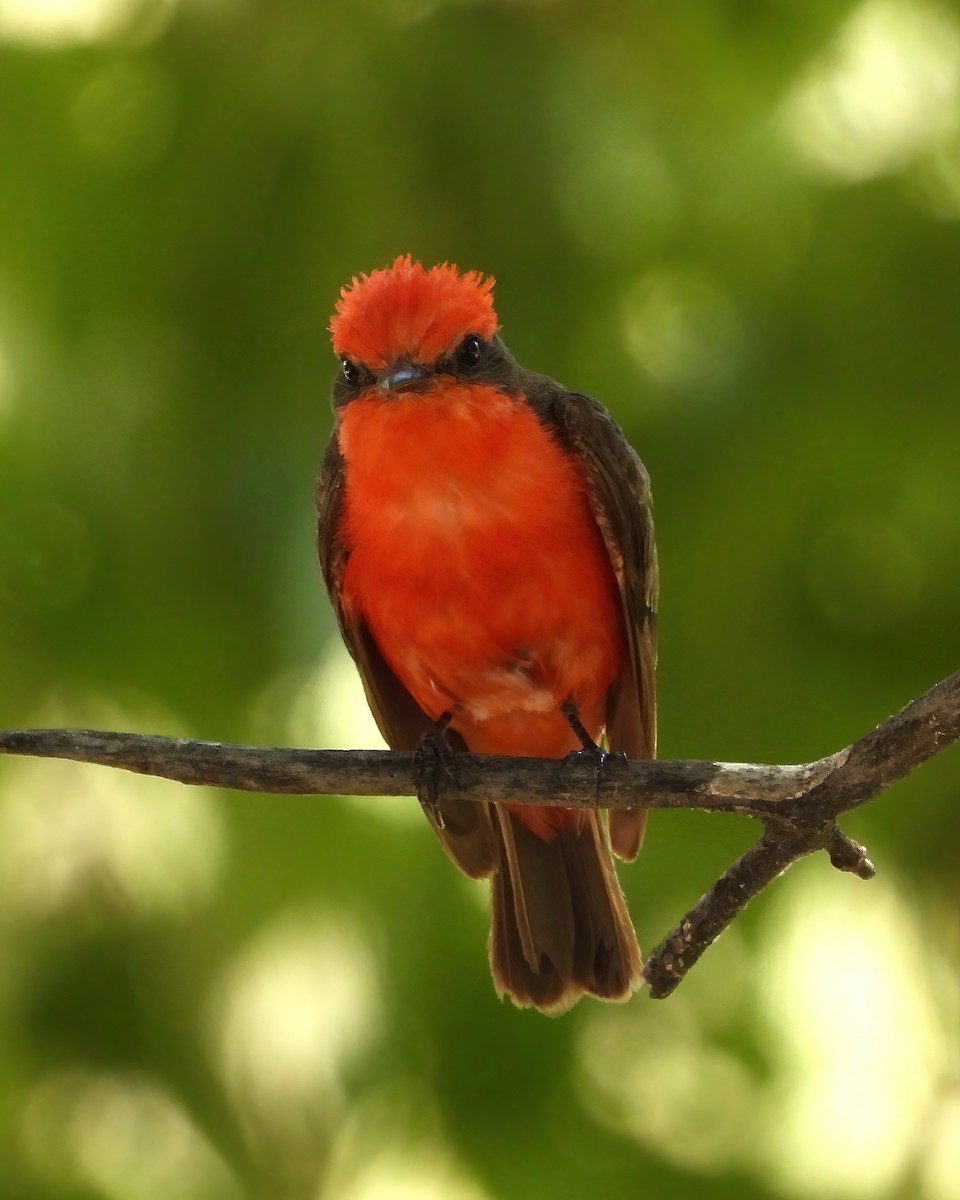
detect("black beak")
(380, 362), (433, 393)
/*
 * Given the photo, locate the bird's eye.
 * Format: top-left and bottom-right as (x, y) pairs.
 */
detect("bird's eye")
(341, 357), (361, 385)
(456, 334), (483, 369)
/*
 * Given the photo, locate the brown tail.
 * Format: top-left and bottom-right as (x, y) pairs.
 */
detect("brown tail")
(489, 807), (642, 1014)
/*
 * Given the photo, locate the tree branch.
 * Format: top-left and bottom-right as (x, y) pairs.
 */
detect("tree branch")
(1, 668), (958, 998)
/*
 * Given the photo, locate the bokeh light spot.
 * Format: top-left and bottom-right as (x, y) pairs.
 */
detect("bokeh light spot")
(621, 266), (742, 392)
(330, 1151), (494, 1200)
(0, 0), (174, 45)
(0, 702), (224, 920)
(757, 866), (957, 1197)
(19, 1069), (242, 1200)
(578, 928), (757, 1173)
(290, 644), (389, 754)
(780, 0), (960, 183)
(251, 647), (420, 829)
(321, 1089), (495, 1200)
(211, 911), (381, 1153)
(923, 1091), (960, 1200)
(909, 131), (960, 218)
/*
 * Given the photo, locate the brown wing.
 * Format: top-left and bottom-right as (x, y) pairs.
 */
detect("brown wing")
(317, 434), (497, 878)
(526, 380), (658, 861)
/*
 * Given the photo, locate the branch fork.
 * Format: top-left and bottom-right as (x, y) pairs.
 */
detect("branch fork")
(1, 669), (958, 997)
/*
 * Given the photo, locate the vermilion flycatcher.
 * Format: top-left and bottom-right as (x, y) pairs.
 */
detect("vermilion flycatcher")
(317, 256), (657, 1013)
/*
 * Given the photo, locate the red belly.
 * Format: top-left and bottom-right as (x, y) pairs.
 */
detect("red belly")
(338, 382), (626, 829)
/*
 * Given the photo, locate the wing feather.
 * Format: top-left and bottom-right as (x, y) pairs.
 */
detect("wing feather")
(526, 380), (658, 860)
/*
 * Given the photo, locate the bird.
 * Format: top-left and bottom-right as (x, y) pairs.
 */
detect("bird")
(317, 255), (657, 1013)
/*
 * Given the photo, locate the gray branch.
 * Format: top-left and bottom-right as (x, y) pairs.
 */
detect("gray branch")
(1, 667), (958, 998)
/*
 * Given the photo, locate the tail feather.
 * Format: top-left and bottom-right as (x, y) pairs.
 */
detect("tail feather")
(489, 807), (642, 1014)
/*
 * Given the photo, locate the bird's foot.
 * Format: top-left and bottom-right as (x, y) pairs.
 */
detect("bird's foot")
(560, 701), (626, 800)
(413, 713), (459, 829)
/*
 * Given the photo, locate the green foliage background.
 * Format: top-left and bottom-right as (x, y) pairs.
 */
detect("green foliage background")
(1, 1), (959, 1198)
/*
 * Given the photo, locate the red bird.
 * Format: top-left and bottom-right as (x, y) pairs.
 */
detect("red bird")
(317, 256), (657, 1013)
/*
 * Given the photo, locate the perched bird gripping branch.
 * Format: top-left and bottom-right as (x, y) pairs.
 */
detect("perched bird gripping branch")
(318, 256), (658, 1013)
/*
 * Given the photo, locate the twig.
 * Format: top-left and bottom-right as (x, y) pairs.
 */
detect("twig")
(1, 668), (958, 997)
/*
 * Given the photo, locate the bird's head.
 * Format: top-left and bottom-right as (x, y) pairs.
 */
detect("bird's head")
(329, 256), (509, 406)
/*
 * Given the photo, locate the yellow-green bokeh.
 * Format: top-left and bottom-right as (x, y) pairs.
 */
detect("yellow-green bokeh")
(1, 2), (959, 1198)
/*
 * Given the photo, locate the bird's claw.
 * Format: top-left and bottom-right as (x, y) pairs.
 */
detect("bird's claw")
(559, 699), (625, 791)
(562, 745), (626, 770)
(413, 716), (459, 828)
(562, 743), (627, 807)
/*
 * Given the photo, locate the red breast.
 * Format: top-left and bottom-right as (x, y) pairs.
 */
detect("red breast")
(337, 377), (626, 836)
